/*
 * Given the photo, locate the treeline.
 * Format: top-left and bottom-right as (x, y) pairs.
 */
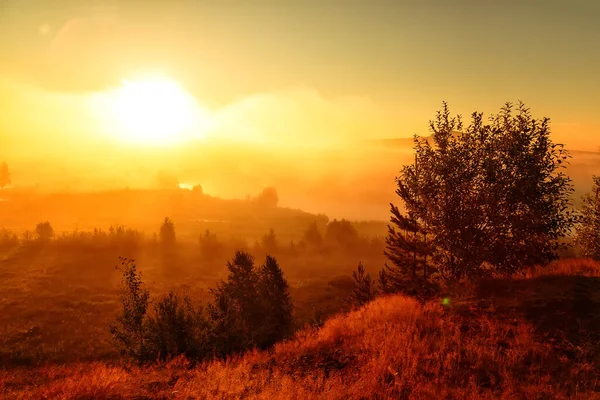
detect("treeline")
(110, 253), (293, 362)
(0, 218), (385, 259)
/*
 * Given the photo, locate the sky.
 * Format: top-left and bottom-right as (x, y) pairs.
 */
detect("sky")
(0, 0), (599, 207)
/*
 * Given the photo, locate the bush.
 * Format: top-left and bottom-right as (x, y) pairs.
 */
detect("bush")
(35, 221), (54, 242)
(145, 290), (208, 361)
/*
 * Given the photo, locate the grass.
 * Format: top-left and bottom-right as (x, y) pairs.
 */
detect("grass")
(0, 240), (379, 367)
(2, 258), (600, 399)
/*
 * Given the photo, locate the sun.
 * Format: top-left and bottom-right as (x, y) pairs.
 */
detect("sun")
(109, 76), (199, 145)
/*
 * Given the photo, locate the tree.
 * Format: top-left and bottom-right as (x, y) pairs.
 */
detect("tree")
(325, 219), (359, 248)
(199, 229), (223, 260)
(349, 262), (376, 307)
(0, 162), (10, 190)
(254, 187), (279, 208)
(260, 228), (279, 254)
(159, 217), (176, 248)
(207, 251), (261, 356)
(35, 221), (54, 242)
(206, 252), (293, 356)
(385, 102), (576, 288)
(575, 176), (600, 259)
(303, 221), (323, 248)
(110, 258), (151, 360)
(256, 255), (294, 347)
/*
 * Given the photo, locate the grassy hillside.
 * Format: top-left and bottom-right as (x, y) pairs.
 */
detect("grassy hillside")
(3, 259), (599, 399)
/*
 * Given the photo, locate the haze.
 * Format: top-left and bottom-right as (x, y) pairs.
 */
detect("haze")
(1, 0), (599, 219)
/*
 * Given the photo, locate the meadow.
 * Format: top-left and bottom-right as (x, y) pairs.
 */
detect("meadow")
(2, 259), (599, 399)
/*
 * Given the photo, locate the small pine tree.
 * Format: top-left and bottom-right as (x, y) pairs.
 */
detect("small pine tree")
(576, 176), (600, 259)
(349, 262), (376, 307)
(257, 255), (293, 347)
(206, 251), (261, 356)
(109, 258), (150, 360)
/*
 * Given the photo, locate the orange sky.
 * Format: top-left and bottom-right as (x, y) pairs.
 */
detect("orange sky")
(0, 0), (599, 205)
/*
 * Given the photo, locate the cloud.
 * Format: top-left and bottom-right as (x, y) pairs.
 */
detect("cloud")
(207, 87), (399, 146)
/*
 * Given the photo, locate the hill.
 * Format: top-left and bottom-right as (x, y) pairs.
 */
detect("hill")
(3, 259), (599, 399)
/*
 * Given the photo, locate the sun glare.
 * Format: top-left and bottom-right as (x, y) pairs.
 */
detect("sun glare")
(109, 76), (200, 145)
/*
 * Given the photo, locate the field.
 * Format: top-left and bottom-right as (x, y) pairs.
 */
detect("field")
(0, 202), (387, 367)
(2, 259), (599, 399)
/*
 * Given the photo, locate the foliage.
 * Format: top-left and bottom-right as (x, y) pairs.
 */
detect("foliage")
(0, 228), (19, 250)
(575, 176), (600, 259)
(207, 251), (293, 356)
(256, 255), (294, 347)
(35, 221), (55, 242)
(109, 258), (151, 360)
(0, 162), (10, 190)
(385, 102), (577, 289)
(260, 228), (279, 254)
(348, 262), (376, 307)
(145, 290), (207, 361)
(110, 252), (293, 362)
(325, 219), (359, 248)
(199, 229), (223, 260)
(302, 221), (323, 248)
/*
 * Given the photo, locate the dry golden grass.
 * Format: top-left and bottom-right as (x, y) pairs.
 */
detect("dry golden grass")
(3, 257), (600, 400)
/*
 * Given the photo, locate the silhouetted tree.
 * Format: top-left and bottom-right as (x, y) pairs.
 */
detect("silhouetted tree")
(199, 229), (223, 260)
(0, 162), (10, 190)
(159, 217), (176, 248)
(325, 219), (359, 248)
(207, 251), (261, 356)
(261, 228), (278, 254)
(0, 228), (18, 249)
(207, 251), (292, 356)
(303, 221), (323, 248)
(349, 262), (376, 307)
(256, 255), (294, 347)
(110, 258), (150, 360)
(576, 176), (600, 259)
(254, 187), (279, 208)
(35, 221), (54, 242)
(385, 102), (576, 287)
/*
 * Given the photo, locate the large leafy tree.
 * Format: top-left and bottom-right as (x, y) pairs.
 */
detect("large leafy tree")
(575, 176), (600, 259)
(384, 102), (576, 287)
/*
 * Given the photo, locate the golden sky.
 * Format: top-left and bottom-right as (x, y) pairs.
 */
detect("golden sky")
(0, 0), (599, 202)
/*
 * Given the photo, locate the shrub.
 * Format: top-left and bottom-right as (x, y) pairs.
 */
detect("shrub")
(35, 221), (54, 242)
(145, 290), (208, 361)
(109, 258), (150, 361)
